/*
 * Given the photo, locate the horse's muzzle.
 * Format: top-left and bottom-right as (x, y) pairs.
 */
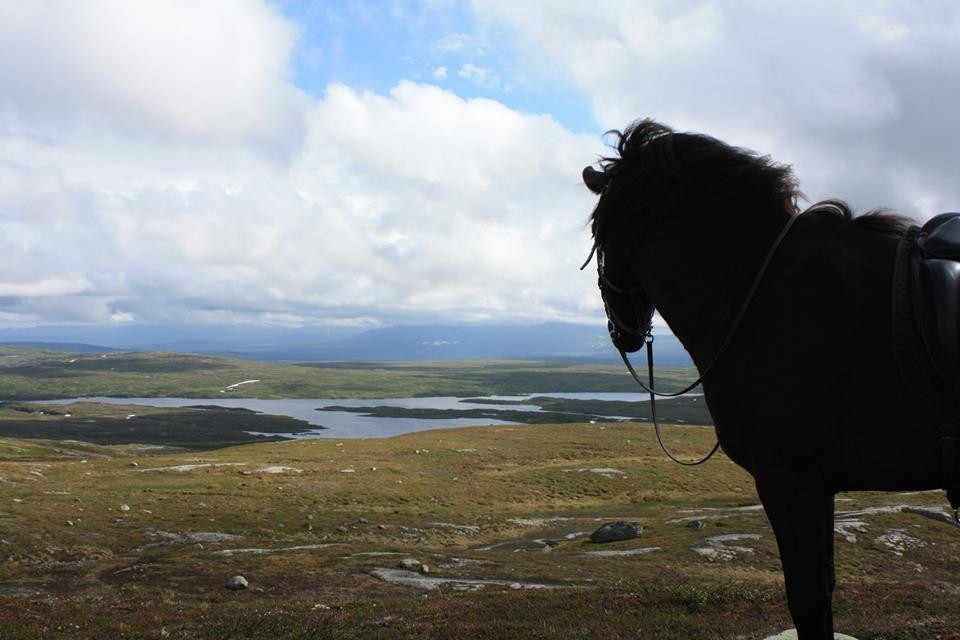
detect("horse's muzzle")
(604, 289), (654, 353)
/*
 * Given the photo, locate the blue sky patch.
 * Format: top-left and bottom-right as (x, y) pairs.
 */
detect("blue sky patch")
(274, 0), (597, 132)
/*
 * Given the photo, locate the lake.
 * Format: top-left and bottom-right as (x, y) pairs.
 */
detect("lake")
(38, 392), (701, 439)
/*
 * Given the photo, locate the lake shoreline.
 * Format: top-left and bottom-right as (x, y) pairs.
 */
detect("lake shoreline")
(24, 392), (714, 441)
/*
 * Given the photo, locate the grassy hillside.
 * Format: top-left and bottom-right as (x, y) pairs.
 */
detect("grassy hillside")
(0, 422), (957, 639)
(0, 346), (697, 400)
(0, 401), (313, 449)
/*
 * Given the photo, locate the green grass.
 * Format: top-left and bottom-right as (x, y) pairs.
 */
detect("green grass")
(0, 421), (957, 639)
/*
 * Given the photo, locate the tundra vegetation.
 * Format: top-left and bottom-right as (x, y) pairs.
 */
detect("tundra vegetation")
(0, 347), (957, 638)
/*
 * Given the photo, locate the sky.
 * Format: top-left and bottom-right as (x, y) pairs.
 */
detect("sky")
(1, 1), (959, 328)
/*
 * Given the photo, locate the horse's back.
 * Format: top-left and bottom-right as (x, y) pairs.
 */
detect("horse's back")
(707, 213), (942, 488)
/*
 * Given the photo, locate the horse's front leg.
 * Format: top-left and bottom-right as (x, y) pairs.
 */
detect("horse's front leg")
(755, 468), (835, 639)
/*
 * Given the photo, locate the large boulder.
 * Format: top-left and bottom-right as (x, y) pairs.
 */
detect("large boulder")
(589, 521), (643, 543)
(226, 575), (248, 590)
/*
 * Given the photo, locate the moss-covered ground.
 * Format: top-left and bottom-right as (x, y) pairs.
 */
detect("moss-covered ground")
(1, 422), (958, 639)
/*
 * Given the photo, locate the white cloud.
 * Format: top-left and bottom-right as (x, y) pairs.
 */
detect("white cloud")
(0, 2), (606, 329)
(435, 32), (486, 54)
(458, 63), (500, 89)
(470, 0), (960, 217)
(0, 0), (306, 153)
(0, 276), (91, 297)
(433, 66), (448, 80)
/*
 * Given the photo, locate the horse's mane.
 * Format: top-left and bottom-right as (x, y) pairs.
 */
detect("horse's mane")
(801, 199), (914, 236)
(590, 119), (913, 244)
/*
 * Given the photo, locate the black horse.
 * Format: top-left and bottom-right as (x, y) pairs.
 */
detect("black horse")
(582, 119), (952, 639)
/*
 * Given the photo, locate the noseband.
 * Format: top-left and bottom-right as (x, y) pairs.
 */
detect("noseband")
(584, 209), (805, 465)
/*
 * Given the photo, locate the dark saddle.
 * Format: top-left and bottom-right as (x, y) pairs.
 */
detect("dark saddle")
(893, 212), (960, 513)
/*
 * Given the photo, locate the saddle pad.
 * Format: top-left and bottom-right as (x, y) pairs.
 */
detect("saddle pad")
(914, 212), (960, 394)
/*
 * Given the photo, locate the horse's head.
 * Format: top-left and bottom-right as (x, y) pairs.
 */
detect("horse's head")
(583, 119), (800, 353)
(582, 165), (654, 353)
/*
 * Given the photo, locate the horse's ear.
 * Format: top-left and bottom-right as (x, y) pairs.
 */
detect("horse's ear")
(582, 166), (607, 194)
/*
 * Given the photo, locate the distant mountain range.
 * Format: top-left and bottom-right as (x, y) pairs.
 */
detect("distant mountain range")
(0, 323), (693, 365)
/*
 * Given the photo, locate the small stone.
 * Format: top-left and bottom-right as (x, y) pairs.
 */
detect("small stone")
(64, 520), (74, 526)
(377, 524), (387, 530)
(359, 517), (369, 524)
(687, 520), (706, 529)
(420, 564), (429, 574)
(335, 525), (348, 533)
(128, 462), (139, 467)
(226, 575), (248, 590)
(398, 558), (422, 570)
(589, 521), (644, 543)
(119, 504), (131, 512)
(306, 523), (313, 531)
(11, 498), (22, 503)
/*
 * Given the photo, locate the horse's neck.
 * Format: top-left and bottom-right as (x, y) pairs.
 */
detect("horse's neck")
(650, 206), (792, 372)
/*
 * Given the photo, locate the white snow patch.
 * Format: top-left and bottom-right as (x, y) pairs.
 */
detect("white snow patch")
(834, 520), (868, 543)
(667, 504), (765, 524)
(136, 530), (242, 551)
(692, 533), (761, 561)
(221, 380), (260, 392)
(581, 547), (661, 557)
(763, 630), (859, 640)
(216, 544), (334, 556)
(256, 466), (303, 474)
(506, 517), (574, 527)
(562, 468), (627, 478)
(876, 529), (926, 556)
(370, 568), (586, 591)
(837, 503), (957, 526)
(428, 522), (480, 533)
(140, 463), (247, 473)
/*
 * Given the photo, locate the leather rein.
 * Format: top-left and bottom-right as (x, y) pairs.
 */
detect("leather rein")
(583, 208), (805, 465)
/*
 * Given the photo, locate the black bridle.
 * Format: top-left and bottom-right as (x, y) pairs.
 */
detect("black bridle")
(583, 208), (805, 465)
